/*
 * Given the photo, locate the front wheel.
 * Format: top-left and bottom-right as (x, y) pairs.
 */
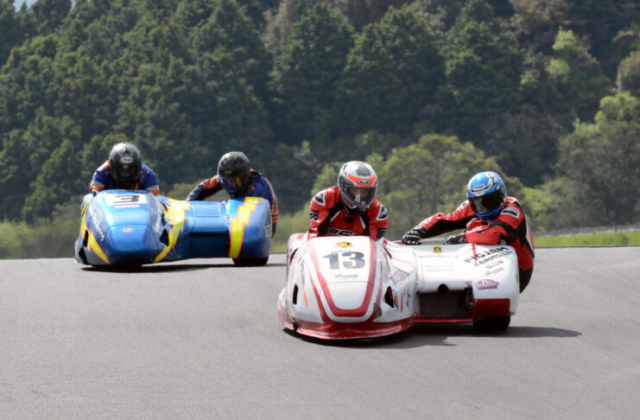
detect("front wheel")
(473, 316), (510, 332)
(233, 257), (269, 267)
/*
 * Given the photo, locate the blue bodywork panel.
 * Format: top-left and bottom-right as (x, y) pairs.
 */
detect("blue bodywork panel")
(74, 190), (271, 267)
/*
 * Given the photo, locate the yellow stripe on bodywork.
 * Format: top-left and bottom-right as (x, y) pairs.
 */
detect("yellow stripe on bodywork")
(80, 201), (109, 264)
(87, 229), (109, 264)
(154, 198), (191, 263)
(229, 197), (260, 258)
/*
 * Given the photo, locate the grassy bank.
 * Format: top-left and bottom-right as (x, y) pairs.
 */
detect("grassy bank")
(3, 213), (639, 260)
(534, 230), (640, 247)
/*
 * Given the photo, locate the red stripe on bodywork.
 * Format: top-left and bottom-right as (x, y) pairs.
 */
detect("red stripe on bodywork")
(472, 243), (477, 265)
(294, 318), (412, 340)
(309, 239), (379, 318)
(473, 299), (512, 317)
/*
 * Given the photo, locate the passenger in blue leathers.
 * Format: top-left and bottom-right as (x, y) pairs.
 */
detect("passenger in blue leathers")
(90, 142), (160, 196)
(186, 151), (279, 237)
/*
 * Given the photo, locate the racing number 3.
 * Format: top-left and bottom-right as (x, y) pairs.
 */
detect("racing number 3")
(113, 194), (141, 204)
(323, 252), (365, 270)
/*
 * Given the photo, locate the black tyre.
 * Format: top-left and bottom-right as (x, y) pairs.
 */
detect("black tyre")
(473, 316), (511, 332)
(233, 257), (269, 267)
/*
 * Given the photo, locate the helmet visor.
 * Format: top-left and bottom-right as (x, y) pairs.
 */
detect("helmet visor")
(345, 187), (376, 206)
(469, 192), (503, 216)
(220, 171), (248, 195)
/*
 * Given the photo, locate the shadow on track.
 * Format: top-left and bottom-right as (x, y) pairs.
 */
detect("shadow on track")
(281, 324), (581, 350)
(81, 263), (234, 273)
(81, 260), (286, 273)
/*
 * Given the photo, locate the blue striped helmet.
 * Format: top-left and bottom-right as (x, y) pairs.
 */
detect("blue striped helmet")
(466, 172), (507, 222)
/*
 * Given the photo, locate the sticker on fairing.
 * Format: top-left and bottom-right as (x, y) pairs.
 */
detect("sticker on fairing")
(501, 207), (520, 218)
(476, 279), (500, 290)
(105, 194), (148, 207)
(464, 246), (513, 264)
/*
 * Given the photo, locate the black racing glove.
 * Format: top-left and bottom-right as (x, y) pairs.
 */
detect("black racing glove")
(445, 232), (467, 245)
(401, 226), (427, 245)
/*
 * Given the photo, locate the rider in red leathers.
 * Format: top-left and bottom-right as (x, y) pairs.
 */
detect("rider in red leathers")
(309, 161), (388, 240)
(401, 171), (534, 293)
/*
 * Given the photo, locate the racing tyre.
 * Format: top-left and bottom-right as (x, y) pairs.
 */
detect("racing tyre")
(233, 257), (269, 267)
(473, 316), (510, 332)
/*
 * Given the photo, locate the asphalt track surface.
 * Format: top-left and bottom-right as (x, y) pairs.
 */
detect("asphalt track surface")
(1, 247), (639, 419)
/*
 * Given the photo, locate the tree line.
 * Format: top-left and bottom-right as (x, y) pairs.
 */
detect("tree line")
(1, 0), (640, 243)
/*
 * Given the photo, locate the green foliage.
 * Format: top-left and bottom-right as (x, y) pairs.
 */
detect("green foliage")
(1, 0), (640, 259)
(270, 207), (310, 253)
(541, 92), (640, 228)
(535, 230), (640, 247)
(377, 133), (503, 239)
(342, 6), (444, 136)
(617, 51), (640, 97)
(32, 0), (72, 36)
(270, 3), (354, 150)
(0, 202), (79, 259)
(494, 109), (560, 186)
(312, 161), (341, 196)
(444, 0), (523, 142)
(545, 29), (610, 122)
(0, 0), (23, 67)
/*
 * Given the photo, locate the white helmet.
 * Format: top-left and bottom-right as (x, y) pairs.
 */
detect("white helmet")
(337, 161), (379, 212)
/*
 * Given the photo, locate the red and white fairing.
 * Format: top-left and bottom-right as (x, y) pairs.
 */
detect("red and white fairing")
(278, 234), (520, 340)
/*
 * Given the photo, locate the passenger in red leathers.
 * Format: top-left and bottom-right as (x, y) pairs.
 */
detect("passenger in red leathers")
(309, 161), (388, 240)
(401, 171), (534, 293)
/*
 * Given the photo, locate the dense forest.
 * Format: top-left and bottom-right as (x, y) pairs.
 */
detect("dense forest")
(1, 0), (640, 249)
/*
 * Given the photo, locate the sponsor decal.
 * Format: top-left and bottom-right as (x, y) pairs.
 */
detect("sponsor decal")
(485, 267), (505, 276)
(377, 205), (389, 220)
(113, 204), (141, 209)
(476, 279), (500, 290)
(334, 273), (358, 278)
(357, 180), (372, 186)
(313, 191), (325, 205)
(327, 226), (357, 236)
(501, 207), (520, 218)
(335, 241), (353, 248)
(122, 228), (135, 232)
(484, 260), (504, 269)
(391, 271), (406, 283)
(264, 224), (272, 239)
(89, 208), (106, 242)
(464, 246), (513, 265)
(153, 199), (191, 263)
(391, 267), (412, 283)
(433, 246), (442, 254)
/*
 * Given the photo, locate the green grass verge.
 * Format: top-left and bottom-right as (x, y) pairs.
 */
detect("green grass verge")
(535, 230), (640, 247)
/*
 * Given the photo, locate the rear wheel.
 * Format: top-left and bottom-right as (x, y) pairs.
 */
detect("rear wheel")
(473, 316), (511, 332)
(233, 257), (269, 267)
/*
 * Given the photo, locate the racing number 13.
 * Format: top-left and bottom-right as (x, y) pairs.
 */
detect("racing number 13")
(323, 252), (365, 270)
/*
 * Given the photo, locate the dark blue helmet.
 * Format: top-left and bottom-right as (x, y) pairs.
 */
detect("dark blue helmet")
(466, 172), (507, 222)
(109, 142), (142, 188)
(218, 151), (251, 196)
